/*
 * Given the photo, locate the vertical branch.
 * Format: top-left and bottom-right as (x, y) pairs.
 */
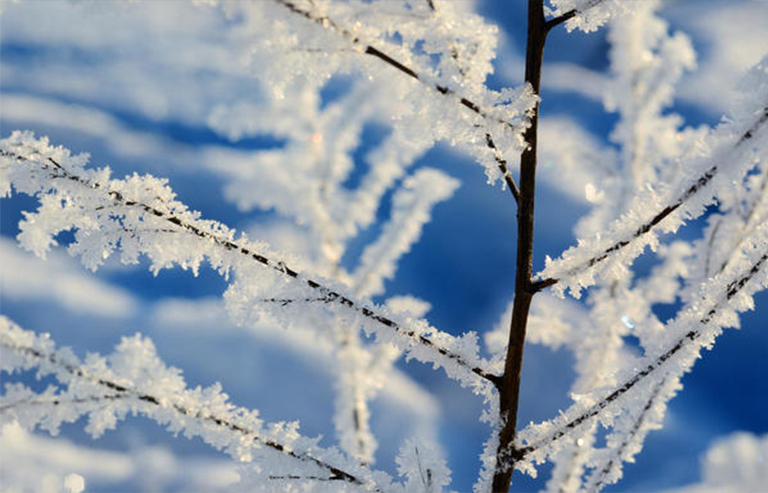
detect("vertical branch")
(492, 1), (549, 491)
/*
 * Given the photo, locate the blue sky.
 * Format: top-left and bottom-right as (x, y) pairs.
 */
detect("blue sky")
(1, 1), (767, 492)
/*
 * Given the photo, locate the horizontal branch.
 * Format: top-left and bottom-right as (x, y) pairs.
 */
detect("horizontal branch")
(2, 147), (499, 387)
(0, 394), (124, 413)
(0, 336), (372, 489)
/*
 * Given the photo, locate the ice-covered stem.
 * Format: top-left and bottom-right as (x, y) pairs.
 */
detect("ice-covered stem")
(492, 1), (549, 491)
(0, 142), (497, 387)
(275, 0), (507, 130)
(538, 104), (768, 292)
(515, 250), (768, 462)
(584, 379), (665, 492)
(274, 0), (522, 203)
(0, 319), (373, 489)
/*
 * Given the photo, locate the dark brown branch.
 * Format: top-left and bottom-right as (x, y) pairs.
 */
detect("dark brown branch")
(492, 1), (549, 491)
(1, 150), (500, 387)
(513, 251), (767, 463)
(544, 9), (577, 32)
(486, 133), (521, 204)
(268, 475), (339, 482)
(0, 339), (371, 488)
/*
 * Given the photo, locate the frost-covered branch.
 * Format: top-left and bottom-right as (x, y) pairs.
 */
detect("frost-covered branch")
(545, 0), (640, 33)
(513, 233), (768, 471)
(540, 96), (768, 297)
(267, 0), (534, 193)
(0, 316), (379, 490)
(274, 0), (518, 132)
(0, 132), (499, 390)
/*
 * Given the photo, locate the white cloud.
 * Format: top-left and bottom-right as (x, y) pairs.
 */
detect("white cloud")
(0, 237), (138, 318)
(659, 431), (768, 493)
(0, 421), (238, 493)
(0, 0), (256, 123)
(665, 1), (768, 116)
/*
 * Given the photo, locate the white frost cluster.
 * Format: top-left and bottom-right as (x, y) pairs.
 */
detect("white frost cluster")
(207, 0), (536, 189)
(0, 316), (381, 489)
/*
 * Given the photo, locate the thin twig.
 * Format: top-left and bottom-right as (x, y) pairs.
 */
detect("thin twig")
(486, 133), (521, 204)
(544, 0), (608, 32)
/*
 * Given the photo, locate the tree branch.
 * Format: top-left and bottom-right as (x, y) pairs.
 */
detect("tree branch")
(537, 105), (768, 289)
(544, 9), (577, 32)
(275, 0), (524, 205)
(544, 0), (609, 32)
(274, 0), (514, 131)
(513, 251), (767, 463)
(0, 337), (373, 489)
(1, 148), (499, 387)
(492, 1), (549, 490)
(486, 133), (521, 204)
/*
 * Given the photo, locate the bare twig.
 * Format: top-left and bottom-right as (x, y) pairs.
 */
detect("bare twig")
(492, 1), (549, 490)
(544, 0), (608, 32)
(486, 133), (521, 204)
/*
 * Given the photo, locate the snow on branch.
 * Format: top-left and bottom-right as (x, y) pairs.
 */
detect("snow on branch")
(0, 132), (499, 392)
(512, 222), (768, 476)
(539, 55), (768, 298)
(545, 0), (638, 33)
(273, 0), (523, 129)
(0, 316), (380, 491)
(256, 0), (536, 187)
